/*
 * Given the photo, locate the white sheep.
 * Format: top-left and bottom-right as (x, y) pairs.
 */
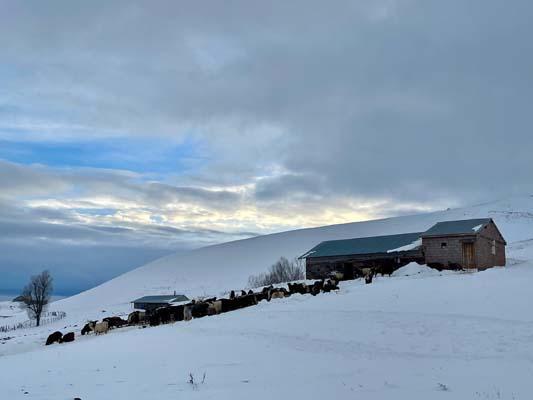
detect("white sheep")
(94, 321), (109, 335)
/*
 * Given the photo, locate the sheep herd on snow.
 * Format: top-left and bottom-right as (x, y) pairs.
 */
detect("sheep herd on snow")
(44, 277), (341, 346)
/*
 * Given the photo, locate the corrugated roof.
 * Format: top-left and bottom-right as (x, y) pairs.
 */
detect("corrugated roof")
(132, 295), (189, 304)
(301, 232), (423, 258)
(422, 218), (492, 237)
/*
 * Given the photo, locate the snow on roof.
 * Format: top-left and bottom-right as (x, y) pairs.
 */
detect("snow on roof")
(299, 250), (316, 259)
(132, 295), (189, 304)
(472, 224), (483, 232)
(387, 238), (422, 253)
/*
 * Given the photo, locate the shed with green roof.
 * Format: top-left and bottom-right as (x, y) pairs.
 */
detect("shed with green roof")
(132, 294), (189, 312)
(300, 218), (506, 279)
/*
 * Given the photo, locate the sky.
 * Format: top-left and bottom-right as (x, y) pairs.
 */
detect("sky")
(0, 0), (532, 295)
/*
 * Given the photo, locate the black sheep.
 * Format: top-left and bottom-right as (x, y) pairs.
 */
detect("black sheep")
(289, 283), (308, 295)
(323, 279), (339, 292)
(103, 316), (127, 329)
(45, 331), (63, 346)
(60, 332), (75, 343)
(169, 305), (185, 321)
(81, 321), (95, 335)
(149, 313), (161, 326)
(255, 291), (268, 302)
(152, 307), (172, 324)
(219, 298), (236, 313)
(191, 302), (210, 318)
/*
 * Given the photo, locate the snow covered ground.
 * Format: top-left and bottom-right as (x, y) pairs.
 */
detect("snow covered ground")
(1, 195), (533, 399)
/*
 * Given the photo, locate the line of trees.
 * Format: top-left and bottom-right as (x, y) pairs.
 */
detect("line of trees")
(248, 257), (305, 288)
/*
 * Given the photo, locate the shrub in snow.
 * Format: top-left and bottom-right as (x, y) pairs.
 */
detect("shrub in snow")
(188, 372), (206, 390)
(437, 383), (450, 391)
(248, 257), (305, 288)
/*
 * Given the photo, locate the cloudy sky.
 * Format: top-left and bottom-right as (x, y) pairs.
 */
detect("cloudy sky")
(1, 1), (531, 294)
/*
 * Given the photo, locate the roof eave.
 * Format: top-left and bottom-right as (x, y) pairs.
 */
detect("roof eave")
(421, 232), (479, 239)
(306, 249), (423, 259)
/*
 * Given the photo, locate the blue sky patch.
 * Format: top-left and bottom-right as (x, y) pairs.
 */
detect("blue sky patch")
(0, 135), (208, 176)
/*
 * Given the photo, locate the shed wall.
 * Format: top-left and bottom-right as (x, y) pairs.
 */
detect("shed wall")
(423, 236), (471, 268)
(475, 222), (506, 269)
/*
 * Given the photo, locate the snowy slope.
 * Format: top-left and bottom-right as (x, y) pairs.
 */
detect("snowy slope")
(2, 195), (533, 399)
(3, 263), (533, 399)
(57, 195), (533, 315)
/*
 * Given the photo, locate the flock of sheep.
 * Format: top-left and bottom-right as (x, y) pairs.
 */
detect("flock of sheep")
(44, 277), (342, 346)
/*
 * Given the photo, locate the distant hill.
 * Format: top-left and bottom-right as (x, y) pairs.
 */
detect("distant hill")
(57, 195), (533, 314)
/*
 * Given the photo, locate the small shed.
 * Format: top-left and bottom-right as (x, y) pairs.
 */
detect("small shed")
(132, 294), (189, 312)
(302, 232), (425, 279)
(421, 218), (506, 270)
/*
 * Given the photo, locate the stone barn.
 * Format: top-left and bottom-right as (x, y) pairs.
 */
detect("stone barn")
(301, 218), (506, 279)
(421, 218), (506, 270)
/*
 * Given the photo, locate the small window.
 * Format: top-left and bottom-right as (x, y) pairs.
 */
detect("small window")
(491, 240), (496, 255)
(441, 242), (447, 249)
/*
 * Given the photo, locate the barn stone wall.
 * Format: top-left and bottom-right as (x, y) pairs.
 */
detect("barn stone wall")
(306, 260), (339, 279)
(423, 236), (470, 268)
(475, 222), (506, 269)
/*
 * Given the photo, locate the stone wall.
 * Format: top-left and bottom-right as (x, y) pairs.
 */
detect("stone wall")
(423, 236), (470, 267)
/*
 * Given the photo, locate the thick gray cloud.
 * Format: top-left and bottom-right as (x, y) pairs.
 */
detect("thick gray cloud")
(2, 0), (531, 202)
(0, 0), (531, 292)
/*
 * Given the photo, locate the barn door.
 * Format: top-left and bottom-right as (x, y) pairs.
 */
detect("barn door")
(462, 242), (475, 268)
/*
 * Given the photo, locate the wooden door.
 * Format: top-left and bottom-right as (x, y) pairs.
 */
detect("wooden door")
(462, 242), (475, 268)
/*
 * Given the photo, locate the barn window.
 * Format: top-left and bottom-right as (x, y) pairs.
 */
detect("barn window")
(491, 240), (496, 255)
(441, 242), (447, 249)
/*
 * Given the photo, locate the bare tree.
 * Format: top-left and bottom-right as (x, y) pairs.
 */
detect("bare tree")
(248, 257), (305, 288)
(20, 270), (53, 327)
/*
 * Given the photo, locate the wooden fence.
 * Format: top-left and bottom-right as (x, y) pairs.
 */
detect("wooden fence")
(0, 311), (66, 333)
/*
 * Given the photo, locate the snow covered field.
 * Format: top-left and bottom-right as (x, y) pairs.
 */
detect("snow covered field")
(1, 196), (533, 399)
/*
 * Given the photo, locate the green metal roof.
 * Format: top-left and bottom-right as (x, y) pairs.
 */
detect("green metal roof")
(301, 232), (423, 259)
(422, 218), (491, 237)
(300, 218), (496, 259)
(132, 295), (189, 304)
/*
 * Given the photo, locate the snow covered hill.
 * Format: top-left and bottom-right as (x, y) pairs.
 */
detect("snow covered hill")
(2, 195), (533, 399)
(4, 259), (533, 399)
(57, 195), (533, 315)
